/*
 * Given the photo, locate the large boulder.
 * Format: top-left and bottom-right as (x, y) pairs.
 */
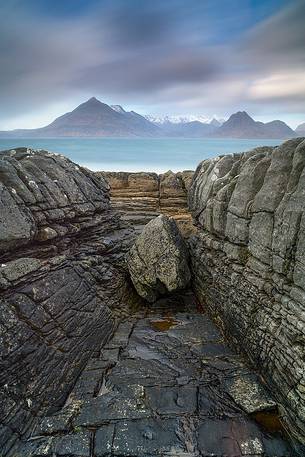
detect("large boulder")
(126, 215), (191, 302)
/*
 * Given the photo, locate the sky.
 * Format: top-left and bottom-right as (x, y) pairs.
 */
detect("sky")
(0, 0), (304, 129)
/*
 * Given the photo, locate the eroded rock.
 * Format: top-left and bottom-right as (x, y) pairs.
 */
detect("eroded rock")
(188, 137), (305, 444)
(127, 215), (191, 302)
(99, 170), (195, 236)
(0, 148), (134, 456)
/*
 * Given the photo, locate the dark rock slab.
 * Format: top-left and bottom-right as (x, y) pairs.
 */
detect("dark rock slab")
(112, 418), (184, 456)
(0, 148), (134, 455)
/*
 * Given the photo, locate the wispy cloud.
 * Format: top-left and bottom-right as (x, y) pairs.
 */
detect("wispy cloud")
(0, 0), (304, 128)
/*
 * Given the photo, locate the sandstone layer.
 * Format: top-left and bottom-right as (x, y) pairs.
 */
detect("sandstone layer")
(188, 137), (305, 444)
(127, 215), (191, 302)
(0, 148), (133, 456)
(98, 170), (194, 236)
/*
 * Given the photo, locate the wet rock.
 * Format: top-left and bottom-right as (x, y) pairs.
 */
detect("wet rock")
(112, 418), (183, 456)
(188, 137), (305, 444)
(95, 424), (115, 456)
(224, 374), (277, 414)
(0, 148), (134, 455)
(15, 296), (296, 457)
(126, 215), (191, 302)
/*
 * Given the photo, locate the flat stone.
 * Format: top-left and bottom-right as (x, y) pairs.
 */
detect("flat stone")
(94, 424), (115, 456)
(224, 373), (277, 414)
(74, 393), (150, 427)
(197, 418), (264, 456)
(145, 385), (197, 415)
(54, 430), (91, 456)
(112, 418), (184, 456)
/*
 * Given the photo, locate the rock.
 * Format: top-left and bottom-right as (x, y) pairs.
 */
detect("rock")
(224, 374), (277, 414)
(126, 215), (191, 302)
(188, 137), (305, 444)
(0, 148), (134, 455)
(98, 170), (195, 236)
(0, 147), (298, 456)
(17, 305), (294, 457)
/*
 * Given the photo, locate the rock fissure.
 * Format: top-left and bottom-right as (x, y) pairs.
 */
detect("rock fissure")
(1, 143), (305, 456)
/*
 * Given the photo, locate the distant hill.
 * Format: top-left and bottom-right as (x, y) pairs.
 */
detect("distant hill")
(0, 101), (297, 139)
(213, 111), (295, 139)
(0, 98), (161, 138)
(160, 120), (216, 137)
(295, 122), (305, 135)
(145, 114), (223, 138)
(144, 114), (223, 125)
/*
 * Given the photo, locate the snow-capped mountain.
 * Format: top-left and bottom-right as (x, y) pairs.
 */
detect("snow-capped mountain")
(144, 114), (225, 125)
(110, 105), (126, 114)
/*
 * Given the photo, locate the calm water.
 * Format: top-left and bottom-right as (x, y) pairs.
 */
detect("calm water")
(0, 138), (280, 172)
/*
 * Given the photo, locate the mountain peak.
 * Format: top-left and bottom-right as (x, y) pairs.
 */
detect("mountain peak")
(230, 111), (253, 120)
(295, 122), (305, 133)
(111, 105), (126, 114)
(74, 97), (114, 114)
(213, 110), (295, 139)
(84, 96), (102, 105)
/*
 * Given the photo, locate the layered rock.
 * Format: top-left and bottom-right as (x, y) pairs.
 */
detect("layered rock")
(98, 170), (194, 236)
(127, 215), (191, 302)
(188, 138), (305, 444)
(0, 148), (133, 455)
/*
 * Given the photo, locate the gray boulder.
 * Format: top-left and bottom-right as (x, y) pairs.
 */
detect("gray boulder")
(126, 215), (191, 302)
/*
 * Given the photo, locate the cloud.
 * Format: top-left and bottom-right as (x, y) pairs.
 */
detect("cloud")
(248, 71), (305, 101)
(0, 0), (304, 128)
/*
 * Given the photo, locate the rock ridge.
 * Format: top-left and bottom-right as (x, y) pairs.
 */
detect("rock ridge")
(0, 148), (134, 456)
(188, 137), (305, 445)
(0, 143), (304, 455)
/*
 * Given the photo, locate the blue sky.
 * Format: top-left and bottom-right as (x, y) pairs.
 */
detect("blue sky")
(0, 0), (304, 129)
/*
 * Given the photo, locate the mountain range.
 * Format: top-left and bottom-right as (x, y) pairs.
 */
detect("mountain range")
(295, 122), (305, 135)
(0, 97), (301, 139)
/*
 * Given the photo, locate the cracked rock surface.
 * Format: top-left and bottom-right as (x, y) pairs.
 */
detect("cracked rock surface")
(126, 215), (191, 302)
(16, 293), (295, 456)
(188, 137), (305, 445)
(0, 144), (303, 456)
(0, 148), (134, 456)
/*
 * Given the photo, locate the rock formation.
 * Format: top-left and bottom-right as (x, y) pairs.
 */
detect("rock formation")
(0, 148), (133, 455)
(126, 215), (191, 302)
(98, 170), (194, 235)
(0, 142), (304, 456)
(188, 137), (305, 444)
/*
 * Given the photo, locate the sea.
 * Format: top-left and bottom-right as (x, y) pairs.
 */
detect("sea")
(0, 138), (281, 173)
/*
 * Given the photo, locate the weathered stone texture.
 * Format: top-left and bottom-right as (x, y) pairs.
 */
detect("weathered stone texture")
(0, 148), (133, 456)
(98, 170), (195, 235)
(188, 137), (305, 443)
(127, 215), (191, 302)
(14, 294), (296, 457)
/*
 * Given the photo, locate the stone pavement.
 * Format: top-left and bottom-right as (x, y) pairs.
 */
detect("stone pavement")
(18, 294), (295, 456)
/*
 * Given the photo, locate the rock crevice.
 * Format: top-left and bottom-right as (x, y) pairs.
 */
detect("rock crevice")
(1, 141), (305, 455)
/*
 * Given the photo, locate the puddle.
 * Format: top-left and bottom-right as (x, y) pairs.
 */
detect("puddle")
(251, 410), (285, 434)
(150, 317), (179, 332)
